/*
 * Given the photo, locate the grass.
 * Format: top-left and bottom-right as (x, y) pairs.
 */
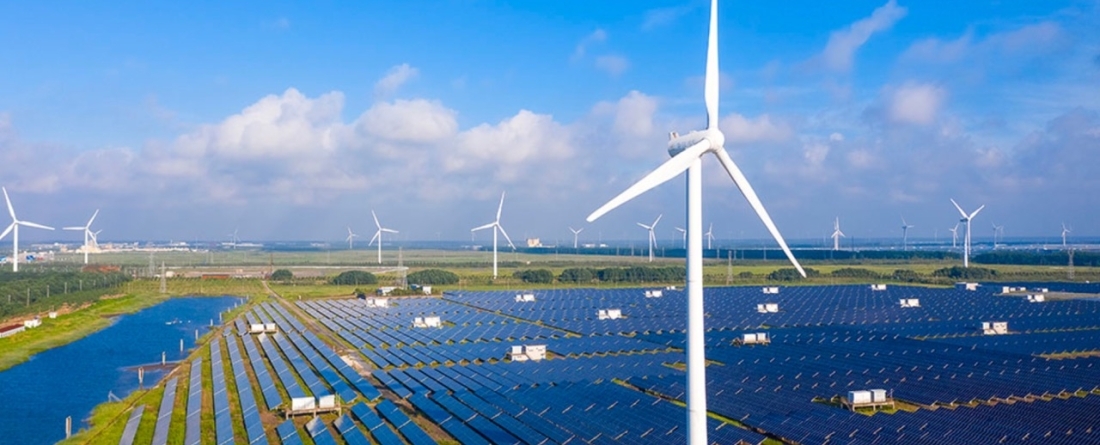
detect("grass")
(58, 375), (167, 445)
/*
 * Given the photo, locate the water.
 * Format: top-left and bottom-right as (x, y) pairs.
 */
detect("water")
(0, 296), (241, 445)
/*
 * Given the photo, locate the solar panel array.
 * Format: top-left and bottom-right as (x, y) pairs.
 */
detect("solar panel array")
(209, 338), (235, 445)
(184, 357), (202, 445)
(150, 376), (176, 445)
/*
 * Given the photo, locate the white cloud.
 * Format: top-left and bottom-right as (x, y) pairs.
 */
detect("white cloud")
(888, 83), (946, 125)
(446, 110), (574, 182)
(357, 99), (458, 143)
(720, 113), (793, 144)
(820, 0), (907, 72)
(902, 22), (1065, 65)
(572, 29), (607, 61)
(641, 5), (695, 31)
(374, 64), (419, 97)
(595, 55), (630, 77)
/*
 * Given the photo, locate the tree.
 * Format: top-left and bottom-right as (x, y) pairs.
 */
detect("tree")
(513, 269), (554, 283)
(407, 269), (460, 285)
(559, 268), (596, 283)
(768, 268), (820, 281)
(330, 270), (377, 285)
(271, 269), (293, 281)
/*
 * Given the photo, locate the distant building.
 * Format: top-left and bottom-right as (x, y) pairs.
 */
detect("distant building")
(526, 238), (542, 248)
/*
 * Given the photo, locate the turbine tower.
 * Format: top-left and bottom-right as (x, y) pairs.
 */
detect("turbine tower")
(636, 214), (662, 262)
(345, 227), (359, 250)
(471, 192), (514, 279)
(900, 218), (914, 250)
(585, 2), (804, 443)
(569, 226), (583, 249)
(0, 187), (55, 272)
(368, 211), (398, 264)
(63, 209), (99, 264)
(951, 199), (984, 268)
(831, 217), (845, 251)
(1062, 223), (1071, 248)
(948, 222), (959, 248)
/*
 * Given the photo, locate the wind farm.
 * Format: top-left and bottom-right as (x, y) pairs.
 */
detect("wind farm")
(0, 0), (1097, 444)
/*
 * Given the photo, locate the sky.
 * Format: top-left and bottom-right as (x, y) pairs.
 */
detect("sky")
(1, 0), (1098, 245)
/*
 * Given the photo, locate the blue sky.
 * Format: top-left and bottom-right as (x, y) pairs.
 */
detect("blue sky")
(1, 0), (1098, 245)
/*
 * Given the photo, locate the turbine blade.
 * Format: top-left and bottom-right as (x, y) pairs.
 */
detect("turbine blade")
(497, 224), (515, 249)
(382, 228), (398, 234)
(950, 199), (968, 219)
(652, 214), (663, 227)
(587, 140), (711, 222)
(969, 205), (985, 219)
(372, 210), (381, 229)
(369, 231), (380, 246)
(20, 221), (54, 230)
(63, 226), (85, 231)
(87, 209), (99, 227)
(2, 187), (14, 220)
(705, 0), (719, 129)
(472, 222), (495, 232)
(0, 223), (12, 241)
(496, 191), (506, 222)
(637, 222), (650, 229)
(713, 147), (805, 277)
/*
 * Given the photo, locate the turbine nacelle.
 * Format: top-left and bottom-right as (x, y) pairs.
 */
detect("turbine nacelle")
(667, 129), (725, 158)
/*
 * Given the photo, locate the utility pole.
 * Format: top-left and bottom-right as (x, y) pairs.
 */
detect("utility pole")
(726, 250), (732, 285)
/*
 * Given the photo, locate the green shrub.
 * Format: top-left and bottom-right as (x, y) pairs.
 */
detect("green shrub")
(330, 270), (377, 285)
(270, 269), (293, 281)
(407, 269), (459, 285)
(513, 269), (554, 283)
(559, 268), (597, 283)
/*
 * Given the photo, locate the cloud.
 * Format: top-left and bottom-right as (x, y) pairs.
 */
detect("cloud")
(820, 0), (907, 72)
(902, 22), (1065, 65)
(595, 55), (630, 77)
(720, 113), (793, 144)
(641, 5), (695, 31)
(374, 64), (419, 97)
(571, 29), (607, 61)
(887, 83), (946, 125)
(357, 99), (458, 144)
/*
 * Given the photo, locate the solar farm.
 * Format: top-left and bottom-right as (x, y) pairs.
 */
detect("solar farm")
(127, 282), (1100, 444)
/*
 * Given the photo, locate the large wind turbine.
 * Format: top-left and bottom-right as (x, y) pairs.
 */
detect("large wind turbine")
(368, 211), (398, 264)
(948, 222), (959, 248)
(951, 199), (984, 268)
(472, 192), (514, 279)
(63, 209), (99, 264)
(585, 2), (804, 443)
(900, 218), (914, 250)
(1062, 223), (1071, 248)
(831, 217), (845, 251)
(569, 226), (583, 249)
(1, 187), (55, 272)
(345, 227), (359, 250)
(637, 214), (662, 262)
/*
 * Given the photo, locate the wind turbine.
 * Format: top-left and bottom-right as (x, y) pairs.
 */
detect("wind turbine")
(585, 2), (804, 443)
(471, 192), (514, 279)
(63, 209), (99, 264)
(368, 211), (398, 264)
(637, 214), (662, 262)
(227, 228), (240, 247)
(948, 222), (959, 248)
(1062, 223), (1071, 248)
(569, 226), (583, 249)
(345, 227), (359, 250)
(0, 187), (56, 272)
(900, 218), (914, 250)
(704, 223), (715, 250)
(951, 199), (984, 268)
(675, 227), (686, 248)
(831, 217), (845, 251)
(991, 222), (1004, 248)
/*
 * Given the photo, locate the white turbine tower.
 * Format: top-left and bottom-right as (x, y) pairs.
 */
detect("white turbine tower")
(948, 222), (959, 248)
(900, 218), (914, 250)
(951, 199), (984, 268)
(675, 227), (686, 248)
(569, 227), (583, 249)
(585, 2), (804, 443)
(0, 187), (55, 272)
(1062, 223), (1071, 248)
(368, 211), (398, 264)
(991, 223), (1004, 248)
(472, 192), (514, 279)
(63, 209), (99, 264)
(637, 214), (663, 262)
(345, 227), (359, 250)
(831, 217), (845, 251)
(704, 223), (716, 250)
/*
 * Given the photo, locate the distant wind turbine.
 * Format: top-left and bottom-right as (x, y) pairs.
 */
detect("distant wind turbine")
(345, 227), (359, 250)
(951, 199), (984, 268)
(637, 214), (662, 262)
(63, 209), (100, 264)
(568, 226), (583, 249)
(0, 187), (56, 272)
(705, 223), (715, 250)
(368, 211), (398, 264)
(831, 217), (845, 251)
(991, 222), (1004, 248)
(584, 2), (804, 443)
(471, 192), (514, 279)
(675, 227), (686, 248)
(1062, 223), (1071, 248)
(900, 218), (914, 250)
(948, 222), (959, 248)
